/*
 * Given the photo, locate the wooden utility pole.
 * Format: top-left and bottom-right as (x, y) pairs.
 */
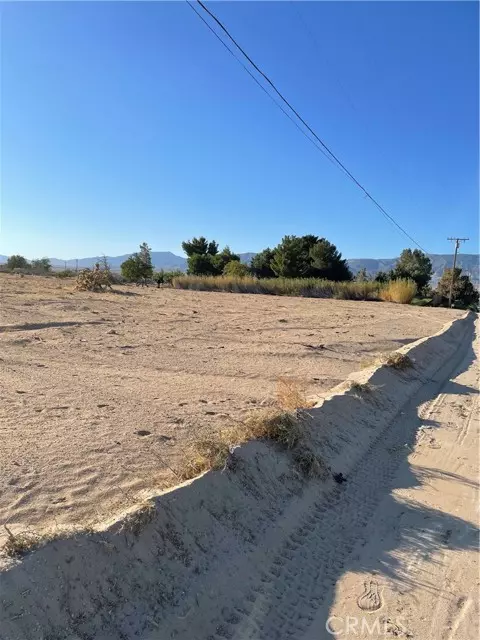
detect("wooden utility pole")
(447, 237), (468, 307)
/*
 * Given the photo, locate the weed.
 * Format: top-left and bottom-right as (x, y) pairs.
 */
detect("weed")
(276, 377), (308, 411)
(349, 381), (372, 394)
(3, 525), (47, 557)
(379, 279), (417, 304)
(385, 352), (413, 370)
(181, 437), (231, 480)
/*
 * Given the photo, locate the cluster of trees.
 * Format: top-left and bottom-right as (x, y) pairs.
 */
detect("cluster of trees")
(250, 235), (352, 280)
(181, 234), (351, 281)
(366, 249), (478, 308)
(4, 255), (52, 273)
(372, 249), (433, 293)
(181, 237), (249, 277)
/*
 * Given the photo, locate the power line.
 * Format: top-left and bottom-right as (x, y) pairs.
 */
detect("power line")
(188, 0), (427, 252)
(186, 1), (342, 173)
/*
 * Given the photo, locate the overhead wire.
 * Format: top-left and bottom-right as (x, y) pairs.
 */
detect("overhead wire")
(188, 0), (427, 252)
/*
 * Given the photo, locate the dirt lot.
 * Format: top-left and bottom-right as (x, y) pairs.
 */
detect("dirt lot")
(0, 274), (462, 539)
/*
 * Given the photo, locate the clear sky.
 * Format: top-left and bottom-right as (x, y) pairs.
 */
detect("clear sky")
(1, 1), (478, 260)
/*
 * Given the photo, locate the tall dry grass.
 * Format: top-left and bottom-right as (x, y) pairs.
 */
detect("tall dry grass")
(379, 279), (417, 304)
(172, 275), (382, 300)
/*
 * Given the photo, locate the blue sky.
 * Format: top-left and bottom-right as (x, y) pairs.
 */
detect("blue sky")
(1, 1), (478, 260)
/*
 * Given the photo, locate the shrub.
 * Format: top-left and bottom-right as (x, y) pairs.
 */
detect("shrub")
(6, 255), (29, 270)
(55, 269), (76, 278)
(436, 268), (479, 308)
(385, 352), (413, 370)
(154, 269), (184, 285)
(121, 243), (153, 281)
(223, 261), (250, 277)
(75, 265), (113, 292)
(392, 249), (432, 293)
(31, 258), (52, 273)
(379, 278), (416, 304)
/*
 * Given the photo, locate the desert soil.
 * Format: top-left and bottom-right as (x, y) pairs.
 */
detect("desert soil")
(0, 274), (463, 540)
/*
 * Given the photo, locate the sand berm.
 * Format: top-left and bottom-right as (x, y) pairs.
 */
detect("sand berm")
(0, 311), (475, 640)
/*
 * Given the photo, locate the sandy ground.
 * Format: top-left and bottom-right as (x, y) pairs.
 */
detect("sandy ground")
(0, 274), (463, 539)
(306, 322), (479, 639)
(0, 306), (476, 640)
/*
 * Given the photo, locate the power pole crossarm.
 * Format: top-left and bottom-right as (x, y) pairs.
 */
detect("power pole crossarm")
(447, 237), (469, 308)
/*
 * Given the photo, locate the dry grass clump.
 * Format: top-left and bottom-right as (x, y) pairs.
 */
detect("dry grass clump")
(276, 377), (310, 411)
(385, 352), (413, 370)
(181, 436), (232, 481)
(2, 525), (47, 558)
(349, 381), (372, 394)
(379, 278), (417, 304)
(244, 409), (302, 449)
(181, 374), (325, 481)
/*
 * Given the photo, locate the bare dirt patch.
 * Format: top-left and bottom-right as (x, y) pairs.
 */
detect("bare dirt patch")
(0, 274), (462, 539)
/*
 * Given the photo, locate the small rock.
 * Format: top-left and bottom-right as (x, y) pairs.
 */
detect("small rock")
(135, 430), (151, 437)
(106, 329), (117, 335)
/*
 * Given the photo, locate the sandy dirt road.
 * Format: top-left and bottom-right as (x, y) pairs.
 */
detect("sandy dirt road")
(219, 320), (478, 640)
(0, 274), (462, 540)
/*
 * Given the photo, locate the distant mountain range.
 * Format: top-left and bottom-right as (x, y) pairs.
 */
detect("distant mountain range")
(1, 252), (478, 284)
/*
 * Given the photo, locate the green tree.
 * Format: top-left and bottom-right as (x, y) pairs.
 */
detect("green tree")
(271, 236), (310, 278)
(309, 239), (352, 281)
(213, 246), (240, 274)
(31, 258), (52, 272)
(6, 255), (29, 270)
(187, 253), (218, 276)
(374, 271), (390, 284)
(120, 242), (153, 281)
(436, 268), (479, 308)
(392, 249), (432, 293)
(223, 260), (249, 277)
(181, 237), (219, 257)
(250, 248), (275, 278)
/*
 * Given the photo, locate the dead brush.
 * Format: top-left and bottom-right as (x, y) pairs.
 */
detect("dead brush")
(349, 381), (372, 394)
(3, 525), (46, 558)
(181, 436), (232, 481)
(74, 266), (113, 292)
(244, 408), (302, 449)
(276, 377), (309, 411)
(293, 446), (328, 479)
(385, 352), (413, 370)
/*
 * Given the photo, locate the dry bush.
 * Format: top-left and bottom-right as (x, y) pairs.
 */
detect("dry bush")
(293, 447), (329, 479)
(244, 409), (302, 449)
(379, 279), (417, 304)
(75, 266), (113, 292)
(385, 352), (413, 370)
(3, 526), (46, 557)
(181, 436), (232, 480)
(349, 381), (372, 394)
(180, 408), (326, 481)
(276, 377), (309, 411)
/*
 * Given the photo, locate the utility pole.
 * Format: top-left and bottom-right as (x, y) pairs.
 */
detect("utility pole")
(447, 237), (468, 308)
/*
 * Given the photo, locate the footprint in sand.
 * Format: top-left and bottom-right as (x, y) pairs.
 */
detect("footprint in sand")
(357, 580), (384, 612)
